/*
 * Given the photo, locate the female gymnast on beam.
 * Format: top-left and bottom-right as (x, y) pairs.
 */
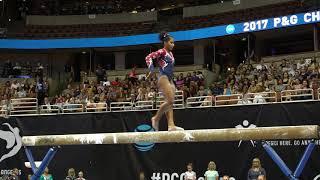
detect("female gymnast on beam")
(145, 32), (184, 131)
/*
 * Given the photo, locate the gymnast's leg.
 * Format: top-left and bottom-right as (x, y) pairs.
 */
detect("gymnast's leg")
(152, 75), (183, 131)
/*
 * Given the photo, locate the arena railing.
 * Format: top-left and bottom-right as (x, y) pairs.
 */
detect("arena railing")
(10, 98), (38, 115)
(0, 105), (8, 116)
(2, 89), (319, 115)
(61, 104), (84, 113)
(155, 91), (184, 109)
(215, 94), (243, 106)
(110, 102), (133, 112)
(246, 92), (277, 104)
(40, 105), (61, 114)
(135, 100), (154, 110)
(280, 89), (314, 102)
(86, 103), (109, 112)
(186, 96), (213, 108)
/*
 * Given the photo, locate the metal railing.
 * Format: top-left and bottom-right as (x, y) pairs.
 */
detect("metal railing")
(3, 89), (320, 115)
(215, 94), (243, 106)
(135, 101), (154, 110)
(10, 98), (38, 115)
(186, 96), (213, 108)
(281, 89), (314, 102)
(246, 92), (277, 104)
(40, 105), (61, 114)
(110, 102), (133, 111)
(155, 91), (184, 109)
(62, 104), (84, 113)
(86, 103), (108, 112)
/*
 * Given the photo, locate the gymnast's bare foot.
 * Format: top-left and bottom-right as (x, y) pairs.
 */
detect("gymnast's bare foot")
(168, 126), (184, 131)
(151, 116), (160, 131)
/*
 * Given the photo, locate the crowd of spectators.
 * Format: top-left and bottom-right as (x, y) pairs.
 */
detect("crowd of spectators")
(0, 58), (319, 111)
(1, 60), (46, 78)
(210, 58), (319, 104)
(43, 66), (205, 109)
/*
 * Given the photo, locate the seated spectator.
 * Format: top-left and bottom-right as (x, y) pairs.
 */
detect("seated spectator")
(96, 64), (106, 83)
(11, 80), (20, 90)
(248, 80), (257, 93)
(211, 82), (223, 96)
(223, 83), (233, 95)
(15, 87), (27, 98)
(275, 79), (286, 92)
(197, 86), (206, 96)
(175, 73), (185, 90)
(252, 85), (266, 104)
(65, 168), (76, 180)
(282, 72), (291, 85)
(128, 66), (137, 83)
(111, 77), (122, 87)
(76, 171), (86, 180)
(40, 167), (53, 180)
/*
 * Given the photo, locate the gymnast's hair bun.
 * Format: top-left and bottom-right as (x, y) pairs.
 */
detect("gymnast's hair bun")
(159, 31), (170, 42)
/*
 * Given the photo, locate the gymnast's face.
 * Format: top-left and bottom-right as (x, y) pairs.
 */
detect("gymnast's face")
(164, 37), (175, 51)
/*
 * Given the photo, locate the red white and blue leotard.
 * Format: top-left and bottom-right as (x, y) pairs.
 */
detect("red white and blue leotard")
(145, 48), (175, 79)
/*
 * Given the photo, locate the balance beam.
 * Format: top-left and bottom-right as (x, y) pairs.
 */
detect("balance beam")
(22, 125), (319, 146)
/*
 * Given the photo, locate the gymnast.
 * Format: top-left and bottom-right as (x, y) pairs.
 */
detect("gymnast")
(145, 31), (184, 131)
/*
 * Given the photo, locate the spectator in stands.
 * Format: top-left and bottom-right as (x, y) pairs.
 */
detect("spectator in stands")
(264, 74), (276, 91)
(175, 73), (185, 90)
(204, 161), (219, 180)
(76, 171), (85, 180)
(257, 175), (266, 180)
(211, 82), (223, 96)
(184, 163), (196, 180)
(252, 85), (266, 104)
(223, 83), (233, 95)
(275, 79), (286, 92)
(247, 158), (266, 180)
(36, 79), (46, 105)
(96, 64), (106, 83)
(16, 87), (27, 98)
(128, 66), (137, 84)
(62, 84), (74, 97)
(36, 63), (44, 78)
(185, 72), (192, 86)
(65, 168), (76, 180)
(11, 80), (20, 91)
(40, 167), (53, 180)
(282, 72), (291, 85)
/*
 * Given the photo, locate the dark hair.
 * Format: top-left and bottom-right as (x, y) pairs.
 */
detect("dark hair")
(159, 31), (172, 42)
